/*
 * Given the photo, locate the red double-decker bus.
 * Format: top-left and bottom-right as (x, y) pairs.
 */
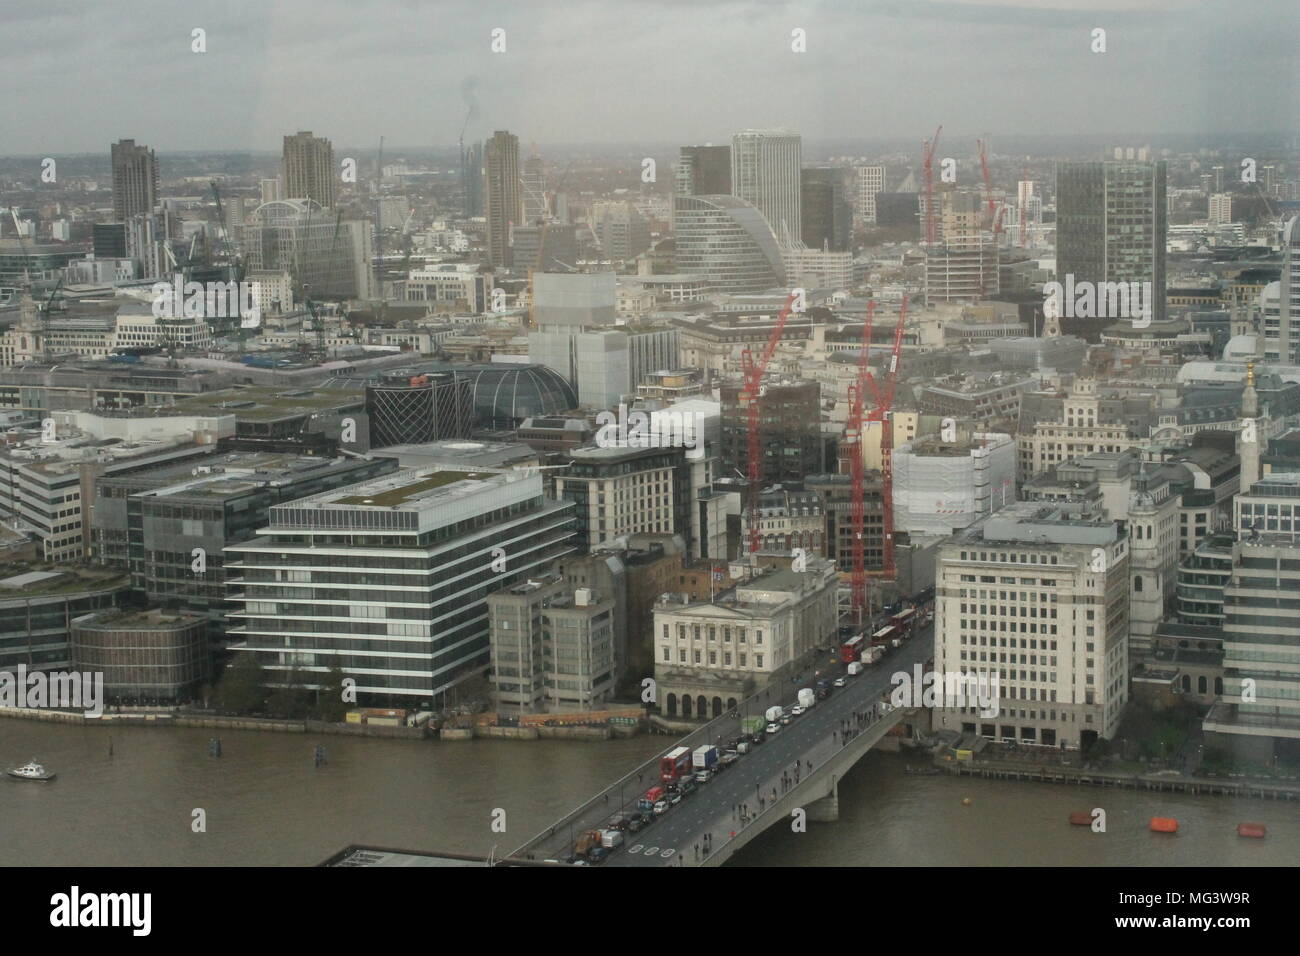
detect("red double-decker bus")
(659, 746), (692, 782)
(840, 634), (866, 664)
(891, 608), (917, 637)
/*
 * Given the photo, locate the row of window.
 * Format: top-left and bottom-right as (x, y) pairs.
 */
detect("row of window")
(662, 646), (764, 669)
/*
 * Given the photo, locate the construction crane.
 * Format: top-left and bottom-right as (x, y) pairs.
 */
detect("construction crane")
(209, 182), (245, 282)
(846, 300), (877, 625)
(867, 295), (909, 581)
(921, 126), (943, 245)
(740, 291), (799, 555)
(7, 207), (34, 287)
(9, 206), (69, 361)
(975, 139), (1006, 299)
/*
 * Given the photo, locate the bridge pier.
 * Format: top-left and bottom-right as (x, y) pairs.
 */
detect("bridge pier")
(805, 775), (839, 822)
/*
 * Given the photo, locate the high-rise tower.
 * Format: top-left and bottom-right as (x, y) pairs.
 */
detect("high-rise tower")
(484, 131), (521, 268)
(282, 131), (336, 207)
(110, 139), (159, 220)
(731, 130), (802, 243)
(1055, 160), (1167, 341)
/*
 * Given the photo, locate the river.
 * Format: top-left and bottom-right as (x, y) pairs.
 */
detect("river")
(1, 721), (1295, 866)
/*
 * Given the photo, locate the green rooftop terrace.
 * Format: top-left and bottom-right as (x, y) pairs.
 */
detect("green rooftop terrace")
(334, 470), (488, 506)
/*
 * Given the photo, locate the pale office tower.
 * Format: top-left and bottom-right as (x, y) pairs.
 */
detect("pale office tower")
(489, 574), (616, 715)
(124, 212), (169, 279)
(530, 323), (681, 408)
(856, 165), (886, 225)
(1278, 217), (1300, 366)
(484, 130), (521, 268)
(222, 196), (246, 243)
(521, 154), (547, 225)
(731, 129), (802, 243)
(892, 433), (1016, 537)
(1208, 193), (1233, 226)
(530, 328), (630, 407)
(532, 272), (616, 328)
(111, 139), (159, 221)
(781, 245), (853, 289)
(932, 502), (1130, 750)
(590, 201), (651, 260)
(260, 179), (282, 205)
(282, 131), (335, 207)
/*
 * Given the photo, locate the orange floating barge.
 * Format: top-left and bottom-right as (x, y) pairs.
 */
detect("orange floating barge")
(1237, 822), (1266, 839)
(1149, 817), (1179, 833)
(1068, 811), (1092, 826)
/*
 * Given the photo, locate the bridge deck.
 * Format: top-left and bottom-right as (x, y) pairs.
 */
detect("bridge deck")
(512, 625), (933, 866)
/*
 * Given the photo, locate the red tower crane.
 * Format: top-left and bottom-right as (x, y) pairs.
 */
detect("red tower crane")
(921, 126), (943, 245)
(868, 295), (909, 581)
(846, 301), (877, 624)
(741, 291), (800, 554)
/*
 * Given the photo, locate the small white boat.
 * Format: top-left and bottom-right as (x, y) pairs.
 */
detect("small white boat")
(8, 760), (55, 781)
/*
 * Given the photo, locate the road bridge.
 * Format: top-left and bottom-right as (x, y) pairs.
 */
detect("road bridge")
(511, 624), (934, 866)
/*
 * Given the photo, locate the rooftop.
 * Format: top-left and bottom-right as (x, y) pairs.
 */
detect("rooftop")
(171, 385), (362, 423)
(0, 564), (127, 597)
(333, 470), (487, 506)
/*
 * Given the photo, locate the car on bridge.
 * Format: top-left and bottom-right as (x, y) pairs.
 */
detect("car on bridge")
(790, 705), (805, 717)
(766, 722), (781, 735)
(653, 799), (669, 815)
(833, 677), (847, 688)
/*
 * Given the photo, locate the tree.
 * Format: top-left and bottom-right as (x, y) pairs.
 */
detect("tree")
(266, 666), (311, 719)
(314, 665), (351, 723)
(213, 655), (268, 715)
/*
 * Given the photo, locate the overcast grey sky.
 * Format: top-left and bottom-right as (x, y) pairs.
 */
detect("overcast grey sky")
(4, 0), (1296, 154)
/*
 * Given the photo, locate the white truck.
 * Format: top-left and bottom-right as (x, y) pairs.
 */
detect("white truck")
(846, 661), (864, 676)
(867, 646), (885, 664)
(765, 705), (784, 723)
(692, 745), (718, 774)
(798, 688), (817, 710)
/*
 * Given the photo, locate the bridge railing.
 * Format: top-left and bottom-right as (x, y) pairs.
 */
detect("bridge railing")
(510, 645), (915, 859)
(511, 674), (830, 858)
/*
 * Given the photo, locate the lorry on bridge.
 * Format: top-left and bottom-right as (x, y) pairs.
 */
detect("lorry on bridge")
(574, 829), (606, 862)
(692, 745), (718, 772)
(764, 705), (783, 724)
(743, 715), (767, 736)
(798, 688), (817, 709)
(815, 679), (831, 701)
